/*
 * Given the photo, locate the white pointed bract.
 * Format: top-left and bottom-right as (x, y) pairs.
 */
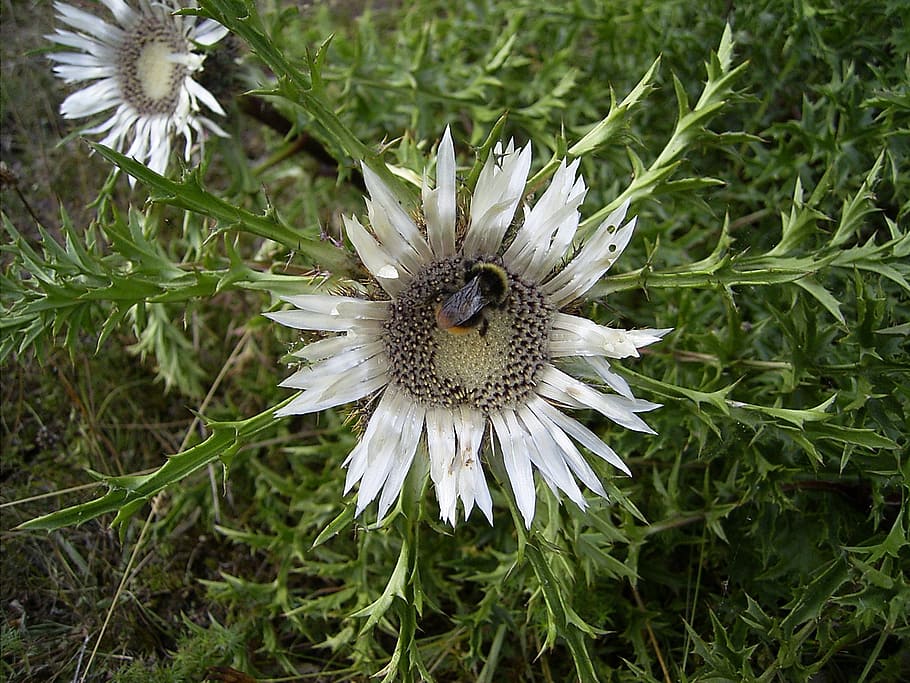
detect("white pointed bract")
(267, 128), (670, 528)
(46, 0), (228, 178)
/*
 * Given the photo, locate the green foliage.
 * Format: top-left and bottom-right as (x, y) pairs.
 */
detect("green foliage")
(111, 616), (247, 683)
(2, 0), (907, 682)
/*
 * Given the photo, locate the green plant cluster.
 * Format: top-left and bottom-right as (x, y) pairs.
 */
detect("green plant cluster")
(1, 0), (907, 681)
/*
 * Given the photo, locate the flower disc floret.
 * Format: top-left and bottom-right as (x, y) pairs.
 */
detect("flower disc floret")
(384, 257), (552, 412)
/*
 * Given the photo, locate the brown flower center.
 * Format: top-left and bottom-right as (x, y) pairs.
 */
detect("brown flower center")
(383, 257), (552, 413)
(117, 14), (187, 115)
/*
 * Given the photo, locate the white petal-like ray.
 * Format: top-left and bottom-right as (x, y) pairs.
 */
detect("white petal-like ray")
(196, 115), (229, 138)
(279, 353), (385, 392)
(54, 1), (121, 39)
(45, 29), (113, 54)
(275, 366), (388, 416)
(263, 308), (384, 333)
(376, 400), (426, 518)
(342, 215), (405, 295)
(503, 159), (587, 282)
(185, 76), (227, 117)
(90, 106), (130, 140)
(491, 410), (536, 528)
(345, 428), (394, 504)
(51, 64), (115, 82)
(145, 123), (171, 175)
(550, 312), (672, 359)
(193, 19), (230, 46)
(515, 404), (587, 509)
(427, 404), (493, 525)
(463, 141), (533, 257)
(537, 365), (660, 434)
(426, 406), (459, 524)
(47, 50), (105, 68)
(343, 388), (399, 491)
(528, 395), (631, 476)
(524, 398), (608, 497)
(364, 197), (425, 276)
(99, 0), (135, 27)
(349, 386), (424, 517)
(361, 164), (433, 262)
(581, 356), (635, 399)
(60, 79), (121, 117)
(292, 334), (372, 362)
(278, 341), (385, 389)
(423, 127), (457, 258)
(455, 406), (493, 523)
(126, 116), (152, 159)
(543, 200), (635, 305)
(280, 295), (389, 320)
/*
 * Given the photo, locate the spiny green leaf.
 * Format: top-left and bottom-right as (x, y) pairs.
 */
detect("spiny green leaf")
(350, 538), (410, 632)
(17, 395), (295, 532)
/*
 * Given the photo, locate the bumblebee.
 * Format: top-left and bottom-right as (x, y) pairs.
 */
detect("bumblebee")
(435, 261), (510, 336)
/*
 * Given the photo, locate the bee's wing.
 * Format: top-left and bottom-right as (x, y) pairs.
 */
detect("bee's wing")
(435, 276), (485, 329)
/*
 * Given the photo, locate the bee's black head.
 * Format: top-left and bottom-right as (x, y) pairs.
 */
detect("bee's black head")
(465, 260), (510, 305)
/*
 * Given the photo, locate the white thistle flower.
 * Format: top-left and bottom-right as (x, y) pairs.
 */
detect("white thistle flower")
(46, 0), (229, 178)
(267, 129), (670, 528)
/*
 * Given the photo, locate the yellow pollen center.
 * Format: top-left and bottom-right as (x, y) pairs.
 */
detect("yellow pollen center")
(136, 41), (178, 102)
(432, 309), (512, 391)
